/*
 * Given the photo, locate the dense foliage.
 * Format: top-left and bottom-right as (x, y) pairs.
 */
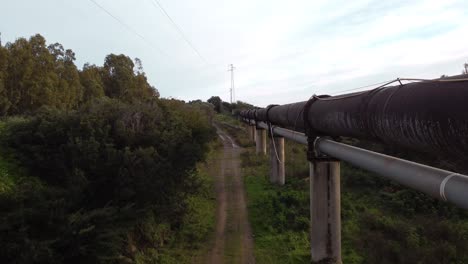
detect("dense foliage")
(0, 98), (215, 263)
(207, 95), (253, 114)
(0, 34), (216, 263)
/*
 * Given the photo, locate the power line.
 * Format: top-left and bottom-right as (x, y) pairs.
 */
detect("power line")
(88, 0), (165, 55)
(328, 79), (393, 95)
(149, 0), (209, 64)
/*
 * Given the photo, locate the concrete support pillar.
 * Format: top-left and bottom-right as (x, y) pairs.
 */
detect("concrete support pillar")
(255, 128), (267, 155)
(248, 125), (255, 142)
(269, 136), (285, 185)
(309, 160), (342, 264)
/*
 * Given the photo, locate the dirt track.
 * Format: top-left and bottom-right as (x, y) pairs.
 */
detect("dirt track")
(207, 126), (255, 264)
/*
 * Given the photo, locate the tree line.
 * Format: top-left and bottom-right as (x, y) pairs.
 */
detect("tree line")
(0, 34), (216, 263)
(0, 34), (158, 116)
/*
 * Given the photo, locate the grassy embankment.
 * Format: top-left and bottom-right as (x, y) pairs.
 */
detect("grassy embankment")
(221, 113), (468, 264)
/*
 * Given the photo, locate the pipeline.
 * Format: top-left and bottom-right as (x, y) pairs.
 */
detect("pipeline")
(254, 122), (468, 209)
(240, 75), (468, 162)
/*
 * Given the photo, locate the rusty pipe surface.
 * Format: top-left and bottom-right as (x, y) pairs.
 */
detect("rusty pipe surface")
(240, 76), (468, 161)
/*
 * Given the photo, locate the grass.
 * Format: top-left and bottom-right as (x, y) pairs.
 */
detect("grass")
(214, 113), (252, 147)
(214, 113), (244, 128)
(241, 149), (310, 264)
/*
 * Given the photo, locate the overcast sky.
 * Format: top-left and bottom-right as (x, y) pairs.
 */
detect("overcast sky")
(1, 0), (468, 106)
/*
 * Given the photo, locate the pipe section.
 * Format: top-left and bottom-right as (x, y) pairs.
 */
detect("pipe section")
(253, 123), (468, 209)
(240, 76), (468, 161)
(316, 138), (468, 210)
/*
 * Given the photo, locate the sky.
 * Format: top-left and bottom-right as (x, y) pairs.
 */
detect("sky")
(1, 0), (468, 107)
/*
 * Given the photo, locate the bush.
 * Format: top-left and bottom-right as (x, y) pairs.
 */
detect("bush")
(0, 98), (215, 263)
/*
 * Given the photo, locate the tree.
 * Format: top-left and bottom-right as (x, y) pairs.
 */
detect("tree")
(222, 101), (232, 113)
(0, 41), (10, 115)
(231, 100), (254, 110)
(463, 63), (468, 74)
(80, 63), (105, 102)
(189, 100), (215, 124)
(102, 54), (158, 101)
(134, 72), (159, 99)
(207, 96), (222, 113)
(25, 34), (59, 111)
(102, 54), (135, 100)
(5, 35), (85, 114)
(3, 35), (86, 114)
(5, 35), (55, 114)
(132, 57), (159, 99)
(48, 43), (83, 109)
(134, 57), (143, 75)
(0, 34), (159, 116)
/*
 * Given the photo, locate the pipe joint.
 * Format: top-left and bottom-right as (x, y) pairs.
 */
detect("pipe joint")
(265, 104), (279, 123)
(307, 136), (338, 162)
(303, 95), (338, 161)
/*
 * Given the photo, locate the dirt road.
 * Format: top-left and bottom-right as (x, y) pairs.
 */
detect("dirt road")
(207, 126), (255, 264)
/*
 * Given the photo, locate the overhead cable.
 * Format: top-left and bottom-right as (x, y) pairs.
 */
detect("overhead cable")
(89, 0), (165, 55)
(149, 0), (209, 64)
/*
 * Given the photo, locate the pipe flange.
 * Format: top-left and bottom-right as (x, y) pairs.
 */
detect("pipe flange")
(265, 104), (279, 124)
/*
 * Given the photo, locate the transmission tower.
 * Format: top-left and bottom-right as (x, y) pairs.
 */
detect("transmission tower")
(228, 64), (235, 104)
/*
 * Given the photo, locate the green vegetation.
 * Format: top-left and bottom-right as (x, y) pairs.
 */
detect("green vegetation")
(0, 34), (217, 264)
(225, 113), (468, 264)
(340, 162), (468, 264)
(0, 98), (216, 263)
(0, 34), (158, 116)
(0, 145), (23, 194)
(214, 113), (251, 147)
(241, 142), (310, 264)
(228, 121), (311, 263)
(207, 96), (254, 116)
(135, 142), (219, 263)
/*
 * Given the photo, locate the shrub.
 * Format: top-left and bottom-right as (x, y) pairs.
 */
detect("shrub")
(0, 98), (215, 263)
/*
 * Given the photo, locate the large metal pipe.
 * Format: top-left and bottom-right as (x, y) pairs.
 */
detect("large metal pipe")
(254, 122), (468, 209)
(240, 76), (468, 162)
(257, 122), (307, 145)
